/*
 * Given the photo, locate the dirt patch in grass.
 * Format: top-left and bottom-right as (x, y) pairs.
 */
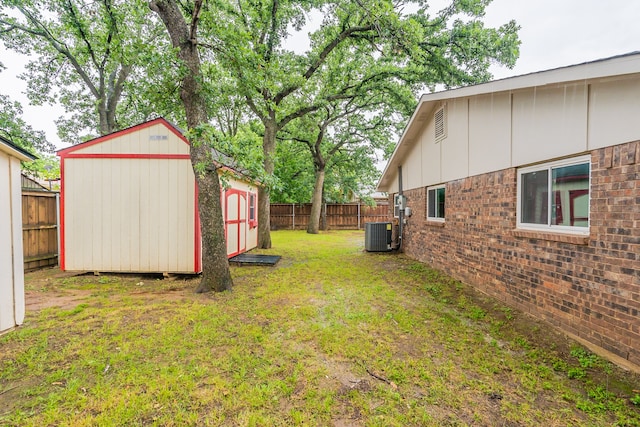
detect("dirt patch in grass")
(25, 288), (95, 311)
(24, 268), (201, 311)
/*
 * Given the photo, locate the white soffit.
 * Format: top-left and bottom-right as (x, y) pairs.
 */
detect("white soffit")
(0, 137), (36, 162)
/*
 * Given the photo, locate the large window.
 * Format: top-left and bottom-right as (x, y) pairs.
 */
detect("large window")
(517, 156), (590, 233)
(427, 185), (446, 221)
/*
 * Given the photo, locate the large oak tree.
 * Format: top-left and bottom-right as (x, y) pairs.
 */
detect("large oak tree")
(279, 96), (401, 233)
(1, 0), (234, 292)
(185, 0), (520, 247)
(149, 0), (232, 293)
(0, 0), (167, 143)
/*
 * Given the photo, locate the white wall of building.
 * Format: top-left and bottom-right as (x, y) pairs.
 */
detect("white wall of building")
(380, 69), (640, 193)
(63, 157), (196, 273)
(0, 148), (28, 332)
(61, 120), (198, 273)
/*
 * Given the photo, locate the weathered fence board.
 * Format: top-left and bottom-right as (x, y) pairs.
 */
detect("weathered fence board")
(22, 191), (58, 271)
(270, 202), (389, 230)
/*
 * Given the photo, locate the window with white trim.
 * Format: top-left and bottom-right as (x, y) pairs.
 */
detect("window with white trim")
(393, 194), (406, 218)
(248, 192), (257, 228)
(427, 185), (445, 221)
(517, 156), (590, 233)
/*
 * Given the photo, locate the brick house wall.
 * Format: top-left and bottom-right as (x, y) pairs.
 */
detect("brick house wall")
(394, 140), (640, 366)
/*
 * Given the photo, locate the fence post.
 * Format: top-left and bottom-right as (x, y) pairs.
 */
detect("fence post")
(322, 203), (327, 230)
(357, 203), (361, 229)
(292, 203), (295, 230)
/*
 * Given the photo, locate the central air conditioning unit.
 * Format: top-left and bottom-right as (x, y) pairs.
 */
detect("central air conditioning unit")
(365, 222), (392, 252)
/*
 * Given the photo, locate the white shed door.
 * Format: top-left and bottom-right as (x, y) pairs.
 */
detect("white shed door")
(225, 189), (247, 257)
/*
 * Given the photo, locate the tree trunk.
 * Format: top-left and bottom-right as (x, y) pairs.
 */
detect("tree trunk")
(258, 119), (276, 248)
(195, 164), (232, 293)
(98, 98), (110, 136)
(105, 65), (131, 135)
(307, 167), (325, 234)
(150, 0), (232, 293)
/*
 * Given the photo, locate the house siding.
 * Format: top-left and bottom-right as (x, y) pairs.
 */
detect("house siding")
(394, 140), (640, 366)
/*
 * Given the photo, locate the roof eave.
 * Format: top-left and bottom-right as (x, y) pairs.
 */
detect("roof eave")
(56, 117), (187, 156)
(0, 136), (37, 162)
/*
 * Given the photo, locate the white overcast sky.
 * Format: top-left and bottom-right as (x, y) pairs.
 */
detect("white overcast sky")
(1, 0), (639, 150)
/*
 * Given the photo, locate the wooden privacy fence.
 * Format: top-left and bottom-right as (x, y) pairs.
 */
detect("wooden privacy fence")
(270, 202), (389, 230)
(22, 191), (59, 271)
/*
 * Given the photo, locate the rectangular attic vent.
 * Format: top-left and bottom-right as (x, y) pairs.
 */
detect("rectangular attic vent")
(435, 105), (447, 141)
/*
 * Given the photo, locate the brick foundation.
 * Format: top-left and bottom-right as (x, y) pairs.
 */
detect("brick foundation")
(393, 141), (640, 367)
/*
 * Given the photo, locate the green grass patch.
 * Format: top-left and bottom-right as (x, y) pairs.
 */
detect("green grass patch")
(1, 230), (638, 426)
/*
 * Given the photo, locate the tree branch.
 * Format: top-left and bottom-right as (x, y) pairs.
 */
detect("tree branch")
(190, 0), (203, 44)
(65, 0), (100, 71)
(99, 0), (119, 72)
(11, 5), (101, 99)
(273, 23), (375, 105)
(264, 0), (279, 63)
(277, 104), (323, 130)
(236, 0), (250, 35)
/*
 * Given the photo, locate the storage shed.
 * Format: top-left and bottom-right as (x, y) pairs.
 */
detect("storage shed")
(57, 118), (258, 274)
(0, 136), (36, 333)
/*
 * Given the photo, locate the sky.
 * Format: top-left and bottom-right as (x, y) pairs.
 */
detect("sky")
(1, 0), (639, 150)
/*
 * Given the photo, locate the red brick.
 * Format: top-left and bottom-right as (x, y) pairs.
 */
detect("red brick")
(623, 142), (637, 165)
(394, 141), (640, 369)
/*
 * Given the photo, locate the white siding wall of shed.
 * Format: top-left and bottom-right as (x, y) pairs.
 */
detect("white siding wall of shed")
(64, 157), (195, 273)
(0, 153), (26, 332)
(71, 123), (190, 156)
(62, 122), (197, 273)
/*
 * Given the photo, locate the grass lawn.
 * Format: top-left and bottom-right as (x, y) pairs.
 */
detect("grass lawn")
(1, 230), (639, 426)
